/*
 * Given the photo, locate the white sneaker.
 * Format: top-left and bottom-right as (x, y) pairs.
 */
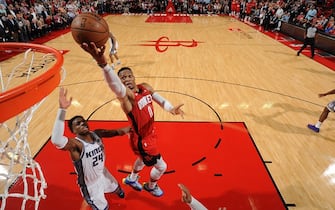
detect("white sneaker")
(143, 183), (163, 197)
(116, 60), (121, 65)
(122, 175), (142, 191)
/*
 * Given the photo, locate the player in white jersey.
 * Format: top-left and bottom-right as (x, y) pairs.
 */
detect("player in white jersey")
(308, 88), (335, 133)
(51, 87), (130, 210)
(109, 32), (121, 67)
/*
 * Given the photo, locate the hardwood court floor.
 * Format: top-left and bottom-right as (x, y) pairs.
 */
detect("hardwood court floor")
(3, 15), (335, 209)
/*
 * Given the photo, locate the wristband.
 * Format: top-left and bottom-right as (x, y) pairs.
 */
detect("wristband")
(98, 63), (108, 68)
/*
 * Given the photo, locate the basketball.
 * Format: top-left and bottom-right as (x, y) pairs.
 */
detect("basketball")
(71, 13), (110, 48)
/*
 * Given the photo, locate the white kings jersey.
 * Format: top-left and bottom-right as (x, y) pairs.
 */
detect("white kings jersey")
(74, 132), (105, 187)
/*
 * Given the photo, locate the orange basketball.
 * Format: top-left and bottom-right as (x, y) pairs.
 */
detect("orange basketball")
(71, 13), (110, 48)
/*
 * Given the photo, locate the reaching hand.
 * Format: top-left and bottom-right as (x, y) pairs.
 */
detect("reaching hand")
(170, 104), (184, 118)
(118, 126), (132, 135)
(319, 93), (327, 98)
(81, 42), (108, 66)
(59, 87), (72, 109)
(178, 183), (192, 204)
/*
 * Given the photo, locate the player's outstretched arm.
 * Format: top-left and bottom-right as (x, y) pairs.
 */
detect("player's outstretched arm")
(170, 104), (184, 117)
(51, 87), (72, 149)
(59, 87), (72, 109)
(319, 89), (335, 98)
(178, 183), (192, 203)
(178, 184), (208, 210)
(152, 92), (184, 117)
(81, 42), (126, 98)
(94, 126), (131, 138)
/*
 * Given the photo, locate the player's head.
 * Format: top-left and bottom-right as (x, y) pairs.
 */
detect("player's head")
(68, 115), (89, 134)
(118, 67), (133, 76)
(118, 67), (137, 91)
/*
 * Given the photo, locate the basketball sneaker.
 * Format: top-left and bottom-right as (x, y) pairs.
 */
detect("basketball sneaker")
(307, 124), (319, 133)
(115, 186), (125, 198)
(122, 175), (142, 191)
(143, 183), (163, 197)
(116, 60), (121, 65)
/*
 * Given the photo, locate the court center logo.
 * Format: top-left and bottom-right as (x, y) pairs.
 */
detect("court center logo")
(140, 36), (202, 53)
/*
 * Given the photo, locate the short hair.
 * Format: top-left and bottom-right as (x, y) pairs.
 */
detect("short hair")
(117, 67), (133, 76)
(68, 115), (85, 133)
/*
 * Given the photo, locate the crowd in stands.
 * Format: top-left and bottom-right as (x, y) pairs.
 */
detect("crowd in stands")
(241, 0), (335, 35)
(0, 0), (335, 43)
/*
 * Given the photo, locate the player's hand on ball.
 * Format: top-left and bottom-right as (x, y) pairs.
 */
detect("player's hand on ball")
(81, 42), (105, 56)
(81, 42), (108, 66)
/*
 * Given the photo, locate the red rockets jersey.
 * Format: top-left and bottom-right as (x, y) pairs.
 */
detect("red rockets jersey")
(127, 84), (155, 138)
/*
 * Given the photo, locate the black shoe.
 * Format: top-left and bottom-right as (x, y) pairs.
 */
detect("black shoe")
(115, 186), (125, 198)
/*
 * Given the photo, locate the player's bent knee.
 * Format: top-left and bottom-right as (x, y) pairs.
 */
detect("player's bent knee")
(156, 158), (167, 173)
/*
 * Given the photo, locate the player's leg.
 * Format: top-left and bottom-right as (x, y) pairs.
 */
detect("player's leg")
(109, 50), (114, 65)
(143, 156), (167, 197)
(310, 39), (315, 58)
(114, 52), (121, 65)
(123, 157), (144, 191)
(102, 168), (125, 198)
(80, 200), (91, 210)
(297, 41), (307, 56)
(114, 41), (121, 65)
(308, 100), (335, 132)
(84, 180), (108, 210)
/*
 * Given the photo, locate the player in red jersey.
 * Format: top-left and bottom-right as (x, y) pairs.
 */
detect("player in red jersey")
(81, 42), (184, 197)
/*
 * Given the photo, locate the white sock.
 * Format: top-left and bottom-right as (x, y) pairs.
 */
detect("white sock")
(315, 121), (322, 128)
(129, 172), (139, 181)
(148, 181), (157, 189)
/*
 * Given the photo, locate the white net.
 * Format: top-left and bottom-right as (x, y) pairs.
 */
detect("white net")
(0, 44), (64, 210)
(0, 103), (47, 210)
